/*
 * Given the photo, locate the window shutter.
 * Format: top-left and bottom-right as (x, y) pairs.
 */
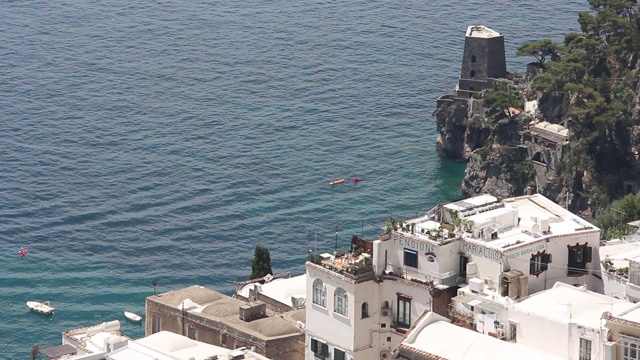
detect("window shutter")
(311, 339), (318, 353)
(322, 342), (329, 357)
(584, 247), (593, 263)
(544, 253), (552, 263)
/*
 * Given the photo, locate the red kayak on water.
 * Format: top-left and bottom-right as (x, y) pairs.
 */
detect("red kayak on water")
(351, 177), (363, 183)
(19, 248), (29, 257)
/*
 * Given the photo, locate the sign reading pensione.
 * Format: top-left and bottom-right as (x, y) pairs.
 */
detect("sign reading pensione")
(393, 235), (438, 255)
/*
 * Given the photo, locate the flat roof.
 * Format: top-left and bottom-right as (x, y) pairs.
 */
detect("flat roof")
(443, 194), (498, 211)
(39, 344), (77, 358)
(612, 303), (640, 324)
(453, 294), (506, 314)
(237, 274), (306, 307)
(402, 315), (564, 360)
(108, 331), (270, 360)
(513, 282), (634, 328)
(463, 194), (599, 251)
(600, 241), (640, 268)
(63, 320), (129, 354)
(149, 285), (304, 340)
(466, 25), (502, 38)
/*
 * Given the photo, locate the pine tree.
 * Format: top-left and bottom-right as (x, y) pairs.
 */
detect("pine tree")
(250, 245), (273, 279)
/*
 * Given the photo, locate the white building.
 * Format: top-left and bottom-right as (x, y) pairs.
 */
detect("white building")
(305, 193), (601, 360)
(38, 320), (130, 360)
(237, 274), (307, 311)
(507, 282), (634, 360)
(597, 235), (640, 303)
(395, 311), (565, 360)
(107, 330), (271, 360)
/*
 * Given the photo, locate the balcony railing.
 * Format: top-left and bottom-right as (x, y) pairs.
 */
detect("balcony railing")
(386, 263), (458, 288)
(309, 252), (375, 282)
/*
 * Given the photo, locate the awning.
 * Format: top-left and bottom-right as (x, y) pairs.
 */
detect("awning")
(452, 294), (506, 314)
(39, 344), (77, 358)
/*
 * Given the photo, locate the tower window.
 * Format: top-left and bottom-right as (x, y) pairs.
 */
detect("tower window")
(471, 55), (477, 63)
(470, 70), (476, 78)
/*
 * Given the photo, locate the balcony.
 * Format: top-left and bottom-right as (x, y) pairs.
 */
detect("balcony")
(627, 282), (640, 302)
(385, 263), (458, 289)
(309, 252), (375, 283)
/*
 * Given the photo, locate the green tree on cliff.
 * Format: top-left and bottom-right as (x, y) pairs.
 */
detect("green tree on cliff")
(482, 82), (522, 122)
(516, 39), (561, 67)
(250, 245), (273, 279)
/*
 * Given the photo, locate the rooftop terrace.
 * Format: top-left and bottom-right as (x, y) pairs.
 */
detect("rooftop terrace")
(466, 25), (502, 38)
(400, 194), (599, 252)
(149, 285), (305, 339)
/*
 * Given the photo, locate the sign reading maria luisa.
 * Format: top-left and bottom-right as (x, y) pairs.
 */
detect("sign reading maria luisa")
(393, 235), (437, 256)
(462, 242), (501, 262)
(507, 243), (545, 259)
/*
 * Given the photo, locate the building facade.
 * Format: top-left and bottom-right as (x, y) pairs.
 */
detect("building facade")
(146, 285), (305, 360)
(305, 193), (601, 360)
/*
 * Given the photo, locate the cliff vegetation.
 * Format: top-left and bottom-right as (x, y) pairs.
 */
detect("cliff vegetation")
(436, 0), (640, 236)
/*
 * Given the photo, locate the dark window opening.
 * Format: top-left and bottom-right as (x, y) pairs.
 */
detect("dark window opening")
(470, 70), (476, 78)
(404, 249), (418, 268)
(568, 245), (592, 276)
(459, 254), (469, 278)
(187, 327), (196, 340)
(152, 313), (160, 334)
(532, 152), (547, 164)
(334, 348), (346, 360)
(471, 55), (477, 63)
(397, 295), (411, 328)
(311, 339), (328, 359)
(469, 86), (474, 91)
(530, 252), (551, 275)
(361, 302), (369, 318)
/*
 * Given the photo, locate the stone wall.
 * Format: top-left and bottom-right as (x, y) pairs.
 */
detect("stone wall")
(145, 299), (304, 360)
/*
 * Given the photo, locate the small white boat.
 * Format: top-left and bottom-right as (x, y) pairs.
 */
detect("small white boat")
(124, 311), (142, 322)
(26, 301), (55, 315)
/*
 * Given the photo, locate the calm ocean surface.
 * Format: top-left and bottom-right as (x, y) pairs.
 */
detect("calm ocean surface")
(1, 1), (585, 358)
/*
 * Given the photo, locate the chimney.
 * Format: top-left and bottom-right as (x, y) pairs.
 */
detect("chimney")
(239, 301), (266, 322)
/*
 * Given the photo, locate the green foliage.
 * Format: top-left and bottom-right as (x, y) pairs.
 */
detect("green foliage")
(594, 192), (640, 239)
(482, 82), (523, 125)
(524, 0), (640, 204)
(250, 245), (273, 279)
(516, 39), (562, 66)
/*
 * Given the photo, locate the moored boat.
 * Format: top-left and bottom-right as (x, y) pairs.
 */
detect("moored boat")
(26, 301), (55, 315)
(329, 179), (345, 185)
(124, 311), (142, 322)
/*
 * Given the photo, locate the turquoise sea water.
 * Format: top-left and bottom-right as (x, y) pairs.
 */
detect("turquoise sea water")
(2, 1), (586, 358)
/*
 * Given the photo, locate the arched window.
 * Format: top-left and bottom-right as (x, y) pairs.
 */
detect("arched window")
(361, 302), (369, 318)
(334, 287), (348, 316)
(471, 55), (477, 63)
(470, 70), (476, 78)
(312, 279), (326, 307)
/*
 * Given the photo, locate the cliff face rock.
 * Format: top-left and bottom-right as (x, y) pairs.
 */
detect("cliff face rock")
(461, 145), (533, 198)
(434, 101), (491, 161)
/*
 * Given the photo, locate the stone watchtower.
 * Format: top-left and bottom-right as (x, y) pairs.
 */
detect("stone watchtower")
(456, 25), (507, 98)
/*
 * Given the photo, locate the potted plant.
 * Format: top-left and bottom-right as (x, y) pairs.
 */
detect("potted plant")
(385, 217), (398, 234)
